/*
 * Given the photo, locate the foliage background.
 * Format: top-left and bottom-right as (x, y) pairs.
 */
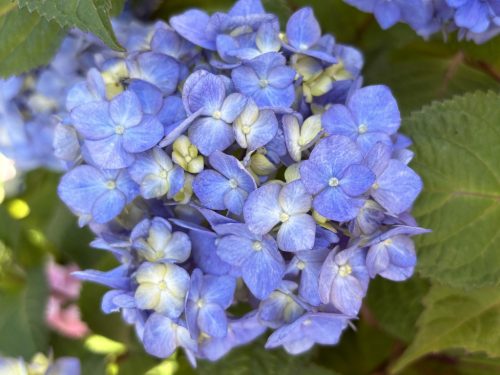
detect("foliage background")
(0, 0), (499, 374)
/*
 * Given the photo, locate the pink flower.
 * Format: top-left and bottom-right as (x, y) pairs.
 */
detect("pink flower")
(45, 260), (89, 339)
(46, 296), (89, 339)
(46, 260), (81, 300)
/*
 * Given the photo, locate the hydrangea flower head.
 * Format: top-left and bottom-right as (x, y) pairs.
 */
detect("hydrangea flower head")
(49, 0), (428, 363)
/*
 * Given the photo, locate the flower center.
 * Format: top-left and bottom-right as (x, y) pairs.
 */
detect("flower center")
(252, 241), (263, 251)
(105, 180), (116, 189)
(279, 212), (290, 222)
(372, 182), (379, 190)
(229, 178), (238, 189)
(185, 155), (192, 163)
(242, 125), (251, 134)
(115, 125), (125, 135)
(358, 124), (368, 134)
(158, 280), (168, 290)
(259, 79), (269, 88)
(384, 238), (393, 246)
(212, 110), (222, 120)
(328, 177), (339, 187)
(159, 170), (168, 179)
(303, 318), (312, 326)
(339, 264), (352, 277)
(296, 260), (306, 270)
(196, 299), (205, 308)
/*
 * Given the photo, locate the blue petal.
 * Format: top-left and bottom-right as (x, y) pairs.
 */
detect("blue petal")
(313, 186), (364, 222)
(243, 183), (281, 234)
(224, 188), (247, 215)
(142, 314), (179, 358)
(340, 164), (375, 196)
(170, 9), (216, 50)
(242, 244), (285, 299)
(229, 0), (265, 16)
(322, 104), (358, 139)
(286, 7), (321, 50)
(277, 213), (316, 252)
(184, 71), (226, 116)
(246, 109), (278, 151)
(348, 85), (400, 135)
(199, 303), (228, 338)
(71, 101), (113, 140)
(268, 66), (296, 89)
(366, 244), (390, 278)
(58, 165), (106, 214)
(251, 85), (295, 108)
(220, 93), (248, 123)
(231, 66), (260, 97)
(86, 135), (134, 169)
(372, 160), (422, 214)
(128, 52), (180, 95)
(188, 117), (235, 155)
(122, 115), (164, 153)
(73, 266), (130, 289)
(92, 189), (126, 223)
(110, 91), (143, 128)
(191, 231), (232, 276)
(193, 170), (230, 210)
(217, 235), (254, 267)
(209, 151), (256, 192)
(374, 1), (401, 29)
(279, 180), (312, 215)
(128, 80), (164, 115)
(202, 274), (236, 307)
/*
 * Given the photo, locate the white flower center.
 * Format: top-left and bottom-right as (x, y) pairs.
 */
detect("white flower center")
(242, 125), (251, 134)
(279, 212), (290, 222)
(229, 178), (238, 189)
(338, 264), (352, 277)
(259, 79), (269, 88)
(252, 241), (263, 251)
(213, 110), (222, 120)
(105, 180), (116, 189)
(358, 124), (368, 134)
(297, 260), (306, 270)
(328, 177), (339, 187)
(115, 125), (125, 135)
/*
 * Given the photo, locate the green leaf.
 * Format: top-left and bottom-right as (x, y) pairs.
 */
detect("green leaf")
(17, 0), (123, 50)
(0, 265), (49, 357)
(365, 277), (430, 342)
(193, 339), (339, 375)
(317, 320), (395, 375)
(364, 50), (499, 115)
(392, 284), (500, 373)
(0, 0), (65, 77)
(403, 91), (500, 289)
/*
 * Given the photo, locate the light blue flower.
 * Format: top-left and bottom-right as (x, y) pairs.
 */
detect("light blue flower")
(243, 180), (316, 252)
(215, 223), (285, 299)
(183, 71), (247, 155)
(186, 269), (236, 339)
(233, 98), (278, 150)
(265, 312), (349, 354)
(142, 313), (197, 359)
(129, 147), (184, 199)
(71, 90), (164, 169)
(193, 151), (256, 215)
(319, 247), (370, 316)
(258, 281), (304, 328)
(300, 135), (375, 222)
(58, 165), (138, 225)
(322, 85), (401, 154)
(365, 226), (430, 281)
(365, 143), (423, 215)
(283, 7), (336, 63)
(232, 52), (296, 107)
